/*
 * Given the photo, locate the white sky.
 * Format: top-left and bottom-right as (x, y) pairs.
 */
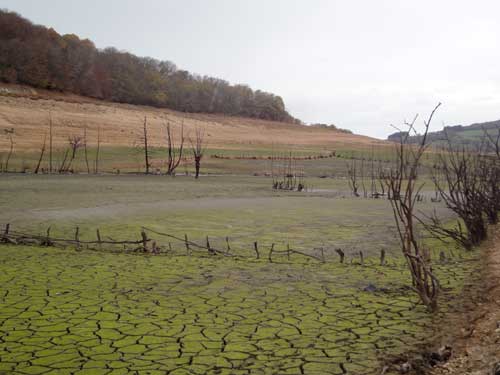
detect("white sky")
(1, 0), (499, 138)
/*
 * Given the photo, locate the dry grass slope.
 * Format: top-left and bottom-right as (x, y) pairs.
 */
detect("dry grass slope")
(0, 83), (385, 153)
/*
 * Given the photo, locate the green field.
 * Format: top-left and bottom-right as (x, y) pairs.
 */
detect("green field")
(1, 174), (452, 258)
(0, 174), (477, 374)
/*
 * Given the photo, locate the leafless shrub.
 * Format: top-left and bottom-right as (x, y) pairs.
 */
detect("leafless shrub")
(381, 103), (441, 311)
(190, 127), (205, 179)
(165, 121), (185, 176)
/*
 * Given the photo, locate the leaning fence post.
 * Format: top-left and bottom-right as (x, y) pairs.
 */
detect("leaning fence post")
(335, 248), (345, 263)
(96, 229), (102, 250)
(1, 223), (9, 242)
(253, 241), (260, 259)
(206, 236), (215, 255)
(380, 249), (386, 266)
(184, 234), (190, 255)
(1, 223), (10, 243)
(44, 226), (52, 246)
(140, 230), (148, 252)
(268, 243), (275, 262)
(359, 250), (364, 265)
(75, 226), (80, 249)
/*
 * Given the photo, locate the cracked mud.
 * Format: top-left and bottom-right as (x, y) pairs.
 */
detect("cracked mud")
(0, 245), (478, 374)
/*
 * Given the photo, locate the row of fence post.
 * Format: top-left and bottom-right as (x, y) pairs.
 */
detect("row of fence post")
(2, 223), (393, 265)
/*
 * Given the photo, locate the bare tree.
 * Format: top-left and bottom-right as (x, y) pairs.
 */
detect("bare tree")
(83, 125), (90, 174)
(143, 116), (151, 174)
(482, 125), (500, 158)
(62, 135), (83, 173)
(190, 127), (205, 179)
(2, 128), (14, 172)
(34, 133), (47, 174)
(68, 135), (83, 159)
(432, 141), (487, 247)
(165, 121), (185, 175)
(382, 103), (441, 311)
(346, 160), (360, 197)
(360, 157), (367, 198)
(94, 125), (101, 174)
(49, 111), (53, 174)
(423, 127), (500, 248)
(58, 148), (70, 174)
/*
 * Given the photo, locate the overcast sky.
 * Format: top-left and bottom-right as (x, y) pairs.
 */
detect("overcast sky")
(1, 0), (499, 138)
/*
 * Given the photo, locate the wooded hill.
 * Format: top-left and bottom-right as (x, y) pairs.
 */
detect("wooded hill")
(0, 9), (296, 123)
(387, 119), (500, 147)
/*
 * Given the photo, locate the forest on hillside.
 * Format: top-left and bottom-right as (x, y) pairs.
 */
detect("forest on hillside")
(0, 9), (295, 122)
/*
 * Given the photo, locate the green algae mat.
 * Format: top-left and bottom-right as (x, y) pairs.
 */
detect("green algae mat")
(0, 245), (478, 375)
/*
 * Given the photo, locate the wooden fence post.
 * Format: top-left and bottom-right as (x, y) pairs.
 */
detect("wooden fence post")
(225, 236), (231, 255)
(206, 236), (215, 255)
(380, 249), (386, 266)
(141, 230), (148, 252)
(359, 250), (364, 265)
(75, 227), (80, 249)
(96, 229), (102, 250)
(253, 241), (260, 259)
(320, 247), (325, 263)
(268, 243), (275, 262)
(335, 248), (345, 263)
(1, 223), (10, 243)
(44, 226), (52, 246)
(184, 234), (190, 255)
(287, 243), (291, 261)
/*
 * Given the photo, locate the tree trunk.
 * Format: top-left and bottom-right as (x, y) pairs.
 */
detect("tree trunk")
(195, 157), (200, 179)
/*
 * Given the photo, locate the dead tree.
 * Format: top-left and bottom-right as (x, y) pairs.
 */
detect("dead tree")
(382, 103), (441, 312)
(479, 126), (500, 224)
(68, 135), (83, 160)
(165, 121), (185, 175)
(66, 135), (83, 172)
(143, 116), (151, 174)
(94, 125), (101, 174)
(83, 125), (90, 174)
(431, 140), (488, 247)
(3, 128), (14, 172)
(49, 112), (53, 174)
(190, 127), (205, 179)
(360, 157), (367, 198)
(482, 125), (500, 158)
(346, 160), (360, 197)
(477, 155), (500, 225)
(34, 133), (47, 174)
(58, 148), (70, 173)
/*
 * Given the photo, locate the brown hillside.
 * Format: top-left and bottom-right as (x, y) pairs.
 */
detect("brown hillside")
(0, 84), (384, 152)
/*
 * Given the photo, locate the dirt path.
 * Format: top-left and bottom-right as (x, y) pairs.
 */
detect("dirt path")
(431, 227), (500, 374)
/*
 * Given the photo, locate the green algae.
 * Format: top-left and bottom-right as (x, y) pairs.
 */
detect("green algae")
(0, 244), (479, 374)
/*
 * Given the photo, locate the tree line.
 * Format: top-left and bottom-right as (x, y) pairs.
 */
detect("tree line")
(0, 9), (296, 123)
